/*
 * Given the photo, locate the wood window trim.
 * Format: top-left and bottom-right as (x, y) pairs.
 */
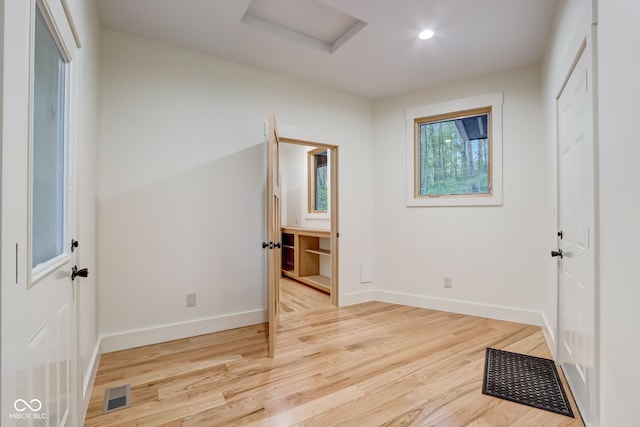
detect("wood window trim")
(413, 106), (493, 200)
(307, 147), (328, 214)
(405, 92), (504, 207)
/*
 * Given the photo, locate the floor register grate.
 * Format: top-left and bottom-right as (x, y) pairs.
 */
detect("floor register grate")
(102, 384), (131, 414)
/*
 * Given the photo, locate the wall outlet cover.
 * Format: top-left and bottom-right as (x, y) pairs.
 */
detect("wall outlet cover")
(360, 260), (374, 284)
(186, 293), (196, 307)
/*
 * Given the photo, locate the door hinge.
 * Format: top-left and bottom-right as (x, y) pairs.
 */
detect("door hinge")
(15, 243), (19, 284)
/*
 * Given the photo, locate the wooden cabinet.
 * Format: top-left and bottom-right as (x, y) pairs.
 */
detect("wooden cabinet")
(281, 227), (331, 293)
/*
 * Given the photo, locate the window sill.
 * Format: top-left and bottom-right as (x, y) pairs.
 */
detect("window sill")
(30, 253), (71, 287)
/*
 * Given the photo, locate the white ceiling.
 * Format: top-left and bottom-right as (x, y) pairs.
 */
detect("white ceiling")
(98, 0), (559, 99)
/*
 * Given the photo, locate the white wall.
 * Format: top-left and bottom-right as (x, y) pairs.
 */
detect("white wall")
(281, 143), (305, 228)
(98, 30), (374, 350)
(372, 65), (548, 324)
(280, 143), (330, 230)
(596, 1), (640, 424)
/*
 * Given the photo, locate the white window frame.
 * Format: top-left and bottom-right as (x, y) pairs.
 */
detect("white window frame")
(28, 0), (74, 286)
(405, 92), (504, 207)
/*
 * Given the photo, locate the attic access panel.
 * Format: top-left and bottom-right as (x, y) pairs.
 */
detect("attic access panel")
(242, 0), (367, 53)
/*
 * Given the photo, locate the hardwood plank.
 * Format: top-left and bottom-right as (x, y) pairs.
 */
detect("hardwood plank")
(279, 278), (330, 315)
(84, 301), (584, 426)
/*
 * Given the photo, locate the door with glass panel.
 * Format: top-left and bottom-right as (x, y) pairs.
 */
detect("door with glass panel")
(23, 4), (79, 425)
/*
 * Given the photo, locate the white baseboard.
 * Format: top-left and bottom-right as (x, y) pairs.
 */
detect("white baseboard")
(83, 340), (101, 398)
(541, 312), (557, 359)
(375, 290), (544, 326)
(79, 339), (101, 425)
(97, 295), (544, 353)
(100, 309), (267, 353)
(341, 288), (375, 306)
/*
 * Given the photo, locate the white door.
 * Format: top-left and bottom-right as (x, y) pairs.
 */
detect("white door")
(556, 42), (596, 422)
(1, 2), (80, 426)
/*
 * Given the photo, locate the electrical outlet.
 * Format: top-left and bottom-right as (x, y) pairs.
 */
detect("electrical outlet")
(444, 277), (452, 288)
(186, 293), (196, 307)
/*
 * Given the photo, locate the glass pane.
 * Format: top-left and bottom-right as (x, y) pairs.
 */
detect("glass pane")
(314, 151), (328, 211)
(418, 113), (490, 196)
(32, 8), (67, 268)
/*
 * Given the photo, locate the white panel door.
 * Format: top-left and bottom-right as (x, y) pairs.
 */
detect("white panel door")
(557, 43), (596, 422)
(2, 2), (80, 426)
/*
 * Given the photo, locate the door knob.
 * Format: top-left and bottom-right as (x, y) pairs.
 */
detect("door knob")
(550, 249), (563, 259)
(261, 242), (281, 249)
(71, 266), (89, 281)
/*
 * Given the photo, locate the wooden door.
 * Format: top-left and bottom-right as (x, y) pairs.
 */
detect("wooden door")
(266, 111), (282, 357)
(329, 147), (339, 306)
(556, 42), (596, 422)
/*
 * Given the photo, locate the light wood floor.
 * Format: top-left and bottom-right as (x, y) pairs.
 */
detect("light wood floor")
(279, 278), (331, 315)
(84, 285), (583, 426)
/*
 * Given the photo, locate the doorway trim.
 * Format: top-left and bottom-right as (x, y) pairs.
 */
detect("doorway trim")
(280, 136), (339, 307)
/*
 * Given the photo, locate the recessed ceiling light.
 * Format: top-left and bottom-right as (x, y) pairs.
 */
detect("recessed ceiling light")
(419, 29), (434, 40)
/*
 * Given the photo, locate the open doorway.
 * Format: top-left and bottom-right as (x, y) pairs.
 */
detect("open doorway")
(278, 138), (338, 315)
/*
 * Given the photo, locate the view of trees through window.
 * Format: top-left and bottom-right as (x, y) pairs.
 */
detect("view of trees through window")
(417, 110), (490, 196)
(310, 149), (328, 212)
(315, 151), (328, 211)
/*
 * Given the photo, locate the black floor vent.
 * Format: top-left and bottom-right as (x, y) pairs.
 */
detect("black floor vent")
(102, 384), (131, 414)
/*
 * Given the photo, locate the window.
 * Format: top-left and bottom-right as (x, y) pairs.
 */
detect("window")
(416, 107), (491, 197)
(30, 6), (70, 280)
(406, 93), (503, 206)
(308, 148), (328, 213)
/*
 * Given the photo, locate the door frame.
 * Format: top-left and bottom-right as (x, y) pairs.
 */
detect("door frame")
(554, 10), (599, 425)
(279, 136), (339, 307)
